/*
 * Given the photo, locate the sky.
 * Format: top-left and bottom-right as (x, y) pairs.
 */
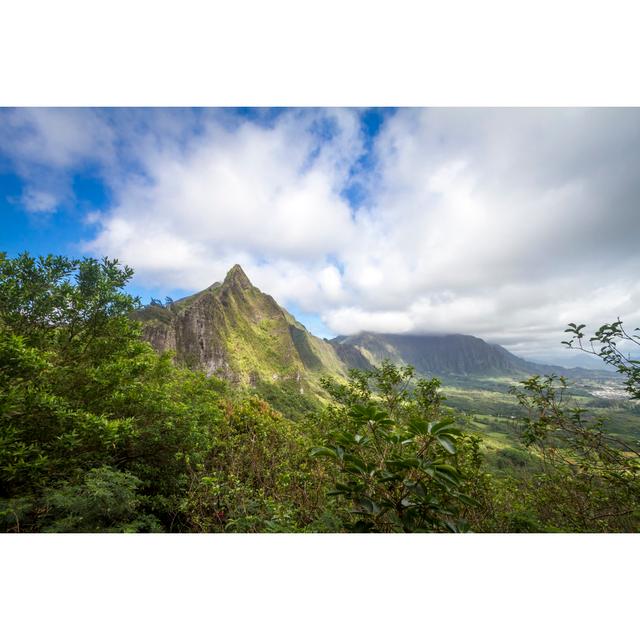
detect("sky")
(1, 107), (639, 365)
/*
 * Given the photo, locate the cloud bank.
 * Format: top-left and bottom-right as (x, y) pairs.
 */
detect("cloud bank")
(3, 107), (640, 361)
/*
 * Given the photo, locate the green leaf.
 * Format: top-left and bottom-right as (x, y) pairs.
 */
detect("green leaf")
(309, 446), (338, 459)
(428, 416), (456, 435)
(407, 417), (430, 436)
(355, 497), (381, 515)
(456, 493), (481, 508)
(436, 435), (456, 454)
(343, 453), (368, 475)
(433, 464), (461, 486)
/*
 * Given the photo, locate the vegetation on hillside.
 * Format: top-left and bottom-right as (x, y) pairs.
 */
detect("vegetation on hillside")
(1, 252), (638, 532)
(133, 263), (349, 399)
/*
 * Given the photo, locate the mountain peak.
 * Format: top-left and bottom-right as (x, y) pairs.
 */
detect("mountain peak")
(223, 264), (252, 289)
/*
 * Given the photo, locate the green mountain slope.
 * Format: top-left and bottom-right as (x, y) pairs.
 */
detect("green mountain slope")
(134, 265), (348, 405)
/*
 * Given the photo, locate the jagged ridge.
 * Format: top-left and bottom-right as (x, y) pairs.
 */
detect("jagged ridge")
(134, 265), (348, 396)
(135, 265), (609, 405)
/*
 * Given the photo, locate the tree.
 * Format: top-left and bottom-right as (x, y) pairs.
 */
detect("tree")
(0, 253), (223, 531)
(506, 315), (640, 532)
(0, 252), (329, 533)
(508, 374), (640, 531)
(0, 252), (140, 353)
(563, 319), (640, 400)
(311, 362), (479, 532)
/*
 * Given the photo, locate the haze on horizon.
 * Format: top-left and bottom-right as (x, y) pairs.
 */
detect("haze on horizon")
(2, 107), (640, 366)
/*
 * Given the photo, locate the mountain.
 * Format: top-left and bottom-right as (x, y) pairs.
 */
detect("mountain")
(135, 265), (610, 407)
(330, 331), (611, 379)
(331, 332), (526, 376)
(134, 265), (349, 403)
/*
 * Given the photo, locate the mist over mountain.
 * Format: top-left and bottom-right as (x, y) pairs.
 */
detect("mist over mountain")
(332, 332), (614, 378)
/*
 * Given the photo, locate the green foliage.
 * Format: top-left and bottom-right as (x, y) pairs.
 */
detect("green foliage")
(252, 379), (319, 420)
(313, 362), (479, 532)
(0, 252), (140, 353)
(563, 319), (640, 399)
(181, 395), (327, 532)
(0, 252), (331, 532)
(505, 374), (640, 532)
(1, 466), (162, 533)
(40, 467), (162, 533)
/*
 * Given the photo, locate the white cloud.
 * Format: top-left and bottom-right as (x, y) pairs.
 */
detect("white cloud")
(4, 107), (640, 362)
(84, 210), (102, 225)
(83, 110), (363, 297)
(21, 188), (59, 213)
(326, 307), (415, 335)
(324, 108), (640, 357)
(0, 108), (115, 169)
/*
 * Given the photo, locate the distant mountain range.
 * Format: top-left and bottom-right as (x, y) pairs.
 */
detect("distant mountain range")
(135, 265), (610, 397)
(330, 332), (608, 378)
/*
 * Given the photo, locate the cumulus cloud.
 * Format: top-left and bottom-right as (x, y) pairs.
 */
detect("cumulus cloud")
(3, 107), (640, 361)
(0, 107), (116, 213)
(347, 108), (640, 357)
(82, 110), (364, 295)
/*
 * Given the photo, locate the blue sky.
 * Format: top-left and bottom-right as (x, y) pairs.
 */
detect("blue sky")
(2, 107), (640, 363)
(2, 168), (107, 256)
(0, 107), (390, 337)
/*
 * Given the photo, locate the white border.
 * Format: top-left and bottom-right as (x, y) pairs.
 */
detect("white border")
(1, 1), (638, 636)
(1, 534), (638, 639)
(2, 0), (640, 106)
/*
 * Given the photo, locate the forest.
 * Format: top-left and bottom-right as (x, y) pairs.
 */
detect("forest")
(1, 252), (638, 533)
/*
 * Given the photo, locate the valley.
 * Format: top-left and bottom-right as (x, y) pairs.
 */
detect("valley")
(438, 373), (639, 474)
(134, 264), (639, 469)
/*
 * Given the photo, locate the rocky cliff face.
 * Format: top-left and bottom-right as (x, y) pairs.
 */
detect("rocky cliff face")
(134, 265), (348, 391)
